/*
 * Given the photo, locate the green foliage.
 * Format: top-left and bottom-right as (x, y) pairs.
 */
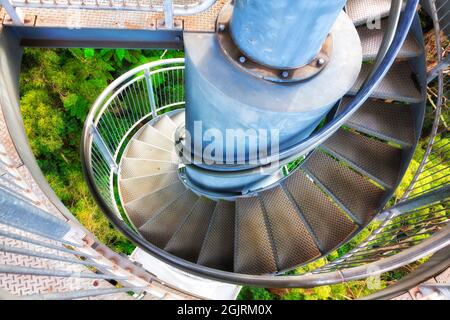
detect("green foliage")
(237, 287), (277, 300)
(20, 48), (183, 254)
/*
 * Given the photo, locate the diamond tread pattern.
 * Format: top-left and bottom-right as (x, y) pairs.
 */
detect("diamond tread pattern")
(164, 197), (217, 263)
(321, 128), (402, 189)
(259, 186), (321, 270)
(304, 151), (386, 225)
(235, 197), (278, 275)
(283, 170), (358, 253)
(139, 190), (199, 249)
(197, 200), (235, 271)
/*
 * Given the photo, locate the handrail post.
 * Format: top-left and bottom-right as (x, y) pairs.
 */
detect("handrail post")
(0, 0), (25, 25)
(144, 69), (158, 118)
(164, 0), (174, 29)
(90, 125), (118, 174)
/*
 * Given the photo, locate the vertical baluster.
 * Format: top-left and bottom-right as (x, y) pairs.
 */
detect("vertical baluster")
(1, 0), (25, 25)
(91, 126), (118, 173)
(163, 0), (174, 29)
(144, 69), (158, 118)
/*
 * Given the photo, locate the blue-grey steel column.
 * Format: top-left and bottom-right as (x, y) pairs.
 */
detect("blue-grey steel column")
(183, 0), (362, 192)
(230, 0), (347, 69)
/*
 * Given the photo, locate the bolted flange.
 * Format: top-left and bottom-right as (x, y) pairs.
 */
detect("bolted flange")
(216, 3), (333, 83)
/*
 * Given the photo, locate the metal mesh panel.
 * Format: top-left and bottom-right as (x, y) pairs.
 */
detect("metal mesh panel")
(124, 181), (186, 228)
(358, 20), (422, 61)
(235, 197), (277, 275)
(152, 115), (177, 140)
(284, 170), (358, 253)
(349, 61), (423, 104)
(304, 151), (385, 225)
(120, 158), (177, 179)
(125, 139), (178, 162)
(169, 111), (186, 127)
(137, 125), (176, 152)
(139, 190), (198, 249)
(164, 197), (216, 263)
(322, 128), (402, 189)
(346, 0), (393, 26)
(259, 186), (321, 270)
(339, 97), (415, 146)
(119, 171), (179, 203)
(197, 200), (235, 271)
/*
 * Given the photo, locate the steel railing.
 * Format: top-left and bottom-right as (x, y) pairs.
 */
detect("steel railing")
(312, 0), (450, 280)
(83, 58), (185, 220)
(0, 0), (218, 27)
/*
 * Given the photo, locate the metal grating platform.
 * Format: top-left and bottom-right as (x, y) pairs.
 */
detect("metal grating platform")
(1, 0), (227, 32)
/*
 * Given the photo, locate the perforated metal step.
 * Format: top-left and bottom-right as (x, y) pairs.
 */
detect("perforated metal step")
(164, 197), (216, 263)
(170, 111), (186, 128)
(124, 181), (186, 228)
(138, 125), (176, 152)
(235, 197), (277, 275)
(349, 61), (423, 104)
(283, 170), (358, 253)
(346, 0), (394, 26)
(120, 158), (177, 179)
(259, 186), (321, 270)
(120, 172), (179, 203)
(321, 128), (402, 189)
(303, 151), (386, 225)
(197, 200), (235, 271)
(359, 21), (422, 61)
(339, 98), (415, 146)
(139, 190), (199, 249)
(153, 115), (177, 140)
(125, 139), (178, 162)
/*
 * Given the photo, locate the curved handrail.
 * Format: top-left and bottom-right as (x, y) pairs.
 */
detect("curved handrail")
(400, 0), (447, 201)
(182, 0), (419, 175)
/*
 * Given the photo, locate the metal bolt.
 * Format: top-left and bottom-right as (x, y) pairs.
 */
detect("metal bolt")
(317, 58), (326, 66)
(218, 24), (226, 32)
(239, 56), (246, 64)
(281, 71), (289, 78)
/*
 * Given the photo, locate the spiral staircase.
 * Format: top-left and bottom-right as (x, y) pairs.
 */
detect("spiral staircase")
(114, 0), (426, 275)
(0, 0), (448, 300)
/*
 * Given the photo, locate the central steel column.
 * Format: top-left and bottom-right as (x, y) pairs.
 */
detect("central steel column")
(230, 0), (347, 69)
(182, 0), (362, 193)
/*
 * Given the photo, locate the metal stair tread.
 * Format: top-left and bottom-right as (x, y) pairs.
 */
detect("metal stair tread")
(346, 0), (395, 26)
(234, 197), (278, 275)
(164, 197), (217, 263)
(139, 190), (199, 249)
(138, 125), (176, 154)
(123, 181), (186, 229)
(359, 21), (422, 61)
(321, 128), (402, 189)
(170, 111), (185, 128)
(303, 150), (386, 225)
(339, 97), (415, 146)
(259, 186), (321, 270)
(349, 61), (423, 103)
(153, 115), (178, 140)
(119, 171), (179, 203)
(125, 139), (178, 162)
(197, 200), (235, 271)
(120, 157), (178, 179)
(283, 170), (358, 253)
